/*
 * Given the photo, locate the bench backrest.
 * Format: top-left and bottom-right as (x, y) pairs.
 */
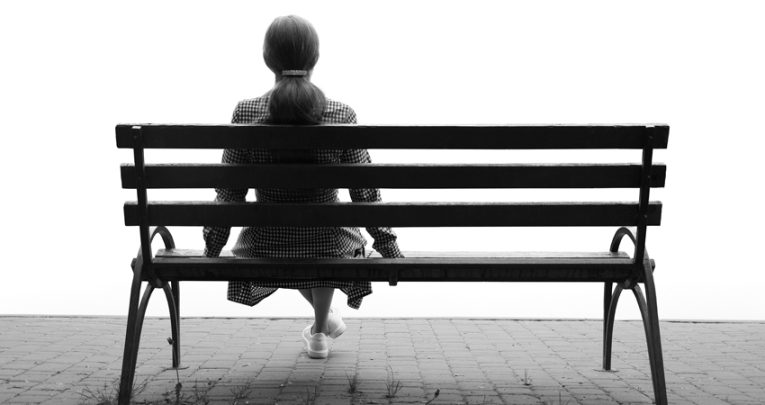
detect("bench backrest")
(117, 124), (668, 266)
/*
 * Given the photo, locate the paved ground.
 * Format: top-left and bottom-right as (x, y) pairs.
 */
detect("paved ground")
(0, 317), (763, 404)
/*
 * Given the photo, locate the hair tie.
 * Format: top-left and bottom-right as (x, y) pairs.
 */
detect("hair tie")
(281, 70), (308, 77)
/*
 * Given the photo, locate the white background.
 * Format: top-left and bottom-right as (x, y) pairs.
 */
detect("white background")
(1, 1), (763, 320)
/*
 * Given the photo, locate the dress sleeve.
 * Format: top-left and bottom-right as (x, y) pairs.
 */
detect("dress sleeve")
(340, 107), (404, 258)
(203, 103), (249, 257)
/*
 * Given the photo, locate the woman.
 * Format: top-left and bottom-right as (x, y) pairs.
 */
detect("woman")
(203, 15), (403, 359)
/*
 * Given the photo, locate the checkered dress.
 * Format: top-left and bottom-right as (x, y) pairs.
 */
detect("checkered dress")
(203, 95), (403, 309)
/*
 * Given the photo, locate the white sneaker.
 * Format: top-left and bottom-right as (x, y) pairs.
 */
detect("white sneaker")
(327, 307), (346, 339)
(302, 325), (329, 359)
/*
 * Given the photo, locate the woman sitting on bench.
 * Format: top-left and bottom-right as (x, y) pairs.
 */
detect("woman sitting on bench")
(202, 15), (404, 359)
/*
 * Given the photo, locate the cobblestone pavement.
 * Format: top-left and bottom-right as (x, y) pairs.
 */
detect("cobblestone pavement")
(0, 317), (764, 404)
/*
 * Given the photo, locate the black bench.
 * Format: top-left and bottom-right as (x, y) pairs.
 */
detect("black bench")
(116, 124), (669, 404)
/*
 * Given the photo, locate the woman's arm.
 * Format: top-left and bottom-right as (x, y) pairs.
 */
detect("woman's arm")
(341, 149), (404, 258)
(338, 106), (403, 258)
(203, 103), (249, 257)
(202, 149), (250, 257)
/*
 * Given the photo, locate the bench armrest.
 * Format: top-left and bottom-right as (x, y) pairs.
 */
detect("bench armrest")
(610, 227), (637, 255)
(610, 227), (654, 270)
(131, 226), (176, 270)
(150, 226), (176, 251)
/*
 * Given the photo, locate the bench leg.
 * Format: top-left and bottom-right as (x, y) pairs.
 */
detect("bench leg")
(631, 284), (661, 400)
(603, 282), (612, 325)
(118, 280), (154, 405)
(162, 282), (181, 368)
(607, 227), (667, 404)
(603, 281), (667, 404)
(639, 261), (668, 405)
(605, 227), (631, 371)
(118, 275), (142, 405)
(603, 281), (612, 363)
(602, 282), (623, 371)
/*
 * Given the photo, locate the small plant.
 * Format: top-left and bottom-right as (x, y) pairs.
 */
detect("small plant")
(79, 383), (116, 405)
(190, 380), (213, 405)
(345, 370), (359, 394)
(384, 366), (402, 399)
(230, 380), (253, 404)
(522, 369), (533, 386)
(80, 378), (149, 405)
(425, 388), (440, 404)
(77, 375), (252, 405)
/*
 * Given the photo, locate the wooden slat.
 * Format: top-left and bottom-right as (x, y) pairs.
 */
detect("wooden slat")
(146, 254), (643, 283)
(121, 163), (667, 189)
(116, 124), (669, 149)
(155, 249), (631, 259)
(123, 201), (662, 227)
(147, 250), (656, 282)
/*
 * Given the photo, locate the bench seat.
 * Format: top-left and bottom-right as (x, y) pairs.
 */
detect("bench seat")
(145, 249), (653, 283)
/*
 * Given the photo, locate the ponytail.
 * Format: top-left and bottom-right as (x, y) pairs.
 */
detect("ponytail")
(263, 16), (326, 125)
(268, 75), (326, 124)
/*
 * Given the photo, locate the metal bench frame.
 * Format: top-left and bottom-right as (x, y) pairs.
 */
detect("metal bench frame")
(116, 124), (669, 404)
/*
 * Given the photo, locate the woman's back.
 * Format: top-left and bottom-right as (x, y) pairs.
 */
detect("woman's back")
(233, 95), (356, 204)
(209, 95), (395, 259)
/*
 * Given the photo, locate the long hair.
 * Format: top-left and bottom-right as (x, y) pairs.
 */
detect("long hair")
(263, 15), (326, 125)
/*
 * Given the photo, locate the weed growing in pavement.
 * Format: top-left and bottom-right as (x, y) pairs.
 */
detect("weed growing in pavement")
(78, 377), (220, 405)
(186, 380), (213, 404)
(79, 378), (149, 405)
(345, 370), (359, 394)
(79, 369), (460, 404)
(79, 383), (118, 405)
(229, 380), (253, 404)
(384, 365), (403, 399)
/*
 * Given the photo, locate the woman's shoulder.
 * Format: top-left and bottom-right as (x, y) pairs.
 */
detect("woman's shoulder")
(233, 96), (270, 123)
(233, 96), (356, 124)
(323, 98), (357, 124)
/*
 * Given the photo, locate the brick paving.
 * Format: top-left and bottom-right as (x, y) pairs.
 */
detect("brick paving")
(0, 317), (764, 404)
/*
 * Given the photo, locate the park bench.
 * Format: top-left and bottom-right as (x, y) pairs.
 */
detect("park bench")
(116, 124), (669, 404)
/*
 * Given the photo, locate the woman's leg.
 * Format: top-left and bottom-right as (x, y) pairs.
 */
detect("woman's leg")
(311, 287), (334, 334)
(299, 289), (313, 306)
